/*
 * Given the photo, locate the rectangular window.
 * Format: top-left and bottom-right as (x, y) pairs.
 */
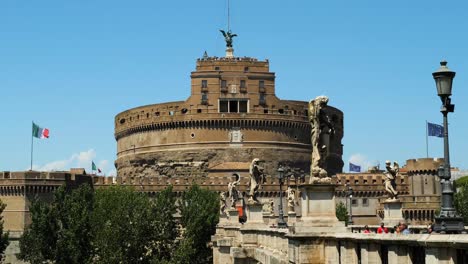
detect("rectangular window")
(221, 80), (227, 88)
(362, 198), (369, 206)
(352, 199), (358, 206)
(229, 100), (238, 113)
(220, 101), (228, 112)
(239, 101), (248, 113)
(259, 93), (266, 105)
(202, 80), (208, 88)
(259, 80), (265, 88)
(240, 80), (246, 88)
(219, 100), (249, 113)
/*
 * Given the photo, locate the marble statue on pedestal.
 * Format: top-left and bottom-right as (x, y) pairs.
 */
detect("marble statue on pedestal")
(220, 191), (228, 215)
(262, 199), (274, 215)
(384, 161), (400, 201)
(308, 95), (335, 184)
(228, 174), (241, 209)
(247, 158), (266, 204)
(287, 186), (296, 213)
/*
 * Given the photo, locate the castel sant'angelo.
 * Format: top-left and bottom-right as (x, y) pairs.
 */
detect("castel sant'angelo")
(0, 30), (444, 241)
(114, 35), (344, 179)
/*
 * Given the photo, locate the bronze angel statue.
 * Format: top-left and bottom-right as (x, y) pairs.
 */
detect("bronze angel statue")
(220, 30), (237, 48)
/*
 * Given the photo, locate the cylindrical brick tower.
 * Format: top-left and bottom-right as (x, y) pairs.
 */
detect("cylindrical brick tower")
(114, 55), (344, 178)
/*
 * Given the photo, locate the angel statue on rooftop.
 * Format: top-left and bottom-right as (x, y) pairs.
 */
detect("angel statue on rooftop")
(220, 29), (237, 48)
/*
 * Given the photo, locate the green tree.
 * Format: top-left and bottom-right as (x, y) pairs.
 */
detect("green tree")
(0, 200), (9, 262)
(18, 184), (94, 264)
(91, 186), (156, 264)
(455, 175), (468, 186)
(177, 184), (219, 264)
(336, 201), (349, 225)
(454, 182), (468, 224)
(149, 185), (178, 263)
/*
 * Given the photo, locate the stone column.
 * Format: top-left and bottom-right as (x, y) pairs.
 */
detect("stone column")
(340, 240), (358, 264)
(388, 245), (411, 264)
(325, 240), (339, 264)
(360, 243), (381, 264)
(425, 247), (456, 264)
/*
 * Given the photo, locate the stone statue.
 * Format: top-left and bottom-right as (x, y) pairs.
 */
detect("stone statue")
(247, 158), (265, 204)
(308, 95), (335, 183)
(228, 174), (241, 209)
(287, 186), (296, 213)
(262, 199), (274, 215)
(384, 161), (399, 201)
(220, 29), (237, 48)
(220, 191), (228, 215)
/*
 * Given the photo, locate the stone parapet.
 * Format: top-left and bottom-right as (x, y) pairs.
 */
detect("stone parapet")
(406, 158), (444, 174)
(213, 224), (468, 264)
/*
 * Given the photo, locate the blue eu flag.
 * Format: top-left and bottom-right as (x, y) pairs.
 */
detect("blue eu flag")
(428, 122), (444, 138)
(349, 163), (361, 172)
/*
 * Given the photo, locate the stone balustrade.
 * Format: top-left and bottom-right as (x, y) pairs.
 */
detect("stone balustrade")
(213, 223), (468, 264)
(213, 184), (468, 264)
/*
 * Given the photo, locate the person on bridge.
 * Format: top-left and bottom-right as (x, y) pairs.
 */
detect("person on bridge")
(377, 222), (389, 234)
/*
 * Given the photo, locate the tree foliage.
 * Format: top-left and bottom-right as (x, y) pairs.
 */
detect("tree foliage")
(18, 184), (94, 264)
(336, 201), (349, 225)
(178, 184), (219, 264)
(91, 186), (157, 263)
(455, 182), (468, 224)
(0, 200), (9, 262)
(18, 183), (219, 264)
(455, 175), (468, 186)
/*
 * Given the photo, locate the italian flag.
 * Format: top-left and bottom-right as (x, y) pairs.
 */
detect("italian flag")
(32, 122), (50, 139)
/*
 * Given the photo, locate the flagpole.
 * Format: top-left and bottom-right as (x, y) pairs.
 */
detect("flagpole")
(30, 121), (34, 171)
(426, 120), (429, 158)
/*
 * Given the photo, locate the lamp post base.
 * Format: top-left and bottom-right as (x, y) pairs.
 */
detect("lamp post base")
(434, 216), (465, 234)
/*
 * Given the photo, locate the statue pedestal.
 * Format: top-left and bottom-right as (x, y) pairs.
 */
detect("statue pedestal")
(382, 200), (404, 227)
(288, 211), (297, 224)
(245, 202), (264, 225)
(293, 183), (345, 233)
(225, 47), (234, 58)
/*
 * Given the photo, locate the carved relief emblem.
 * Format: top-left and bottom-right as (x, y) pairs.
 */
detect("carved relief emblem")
(229, 127), (243, 143)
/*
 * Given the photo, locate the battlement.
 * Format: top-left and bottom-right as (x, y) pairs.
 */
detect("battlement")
(334, 173), (410, 197)
(0, 170), (92, 184)
(405, 158), (444, 174)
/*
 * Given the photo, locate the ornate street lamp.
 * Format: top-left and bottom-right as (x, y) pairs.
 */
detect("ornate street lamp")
(432, 61), (464, 233)
(277, 166), (288, 228)
(346, 184), (354, 225)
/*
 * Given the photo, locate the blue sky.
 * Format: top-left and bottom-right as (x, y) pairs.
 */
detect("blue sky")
(1, 0), (468, 175)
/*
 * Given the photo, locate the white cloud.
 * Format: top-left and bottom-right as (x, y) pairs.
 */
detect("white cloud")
(348, 153), (380, 172)
(33, 149), (115, 175)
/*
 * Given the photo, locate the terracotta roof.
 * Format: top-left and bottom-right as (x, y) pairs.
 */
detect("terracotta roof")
(208, 162), (250, 171)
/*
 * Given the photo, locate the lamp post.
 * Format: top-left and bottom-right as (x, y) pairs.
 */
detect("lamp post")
(432, 61), (464, 233)
(346, 184), (354, 225)
(277, 166), (288, 228)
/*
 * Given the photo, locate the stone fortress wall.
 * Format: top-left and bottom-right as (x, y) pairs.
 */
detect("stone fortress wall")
(114, 56), (344, 179)
(0, 170), (92, 233)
